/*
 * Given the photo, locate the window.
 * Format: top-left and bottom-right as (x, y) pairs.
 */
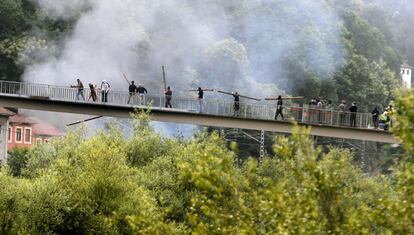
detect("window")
(15, 127), (22, 143)
(408, 70), (411, 75)
(402, 69), (405, 74)
(24, 127), (32, 144)
(7, 127), (11, 143)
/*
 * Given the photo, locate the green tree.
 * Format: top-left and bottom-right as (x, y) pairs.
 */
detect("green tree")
(7, 147), (29, 177)
(334, 54), (398, 111)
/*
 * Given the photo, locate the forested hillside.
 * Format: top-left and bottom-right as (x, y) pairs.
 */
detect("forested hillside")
(0, 0), (412, 111)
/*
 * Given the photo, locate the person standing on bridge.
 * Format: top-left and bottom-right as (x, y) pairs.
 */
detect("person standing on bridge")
(197, 87), (204, 113)
(71, 79), (85, 101)
(127, 81), (137, 104)
(371, 107), (380, 129)
(232, 92), (240, 116)
(137, 84), (148, 105)
(88, 83), (97, 102)
(101, 80), (110, 103)
(317, 99), (323, 124)
(164, 86), (172, 108)
(274, 95), (283, 120)
(349, 102), (358, 127)
(339, 100), (347, 126)
(379, 108), (391, 131)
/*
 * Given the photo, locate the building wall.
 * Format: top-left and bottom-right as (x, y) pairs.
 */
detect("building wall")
(401, 68), (412, 88)
(7, 124), (34, 151)
(0, 117), (9, 162)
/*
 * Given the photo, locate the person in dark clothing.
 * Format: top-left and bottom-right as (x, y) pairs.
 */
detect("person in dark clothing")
(164, 86), (172, 108)
(232, 92), (240, 116)
(349, 102), (358, 127)
(127, 81), (137, 104)
(198, 87), (204, 113)
(371, 107), (380, 129)
(136, 84), (148, 105)
(72, 79), (85, 101)
(88, 83), (97, 102)
(198, 87), (204, 99)
(274, 95), (283, 120)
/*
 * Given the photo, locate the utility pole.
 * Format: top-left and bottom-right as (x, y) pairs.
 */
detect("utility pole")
(260, 130), (265, 160)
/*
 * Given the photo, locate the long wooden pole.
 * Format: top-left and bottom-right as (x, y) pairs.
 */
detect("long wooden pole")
(265, 96), (304, 100)
(217, 90), (261, 101)
(122, 73), (131, 85)
(66, 116), (103, 126)
(162, 65), (167, 91)
(188, 89), (214, 92)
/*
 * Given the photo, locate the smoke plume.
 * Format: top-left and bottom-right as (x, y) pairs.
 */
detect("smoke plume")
(24, 0), (343, 98)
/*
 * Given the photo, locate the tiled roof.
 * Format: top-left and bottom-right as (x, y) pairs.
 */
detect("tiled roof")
(9, 114), (37, 124)
(0, 107), (15, 117)
(30, 117), (65, 137)
(9, 114), (65, 137)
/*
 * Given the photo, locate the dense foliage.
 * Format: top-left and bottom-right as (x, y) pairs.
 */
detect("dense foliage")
(0, 92), (413, 234)
(0, 0), (74, 81)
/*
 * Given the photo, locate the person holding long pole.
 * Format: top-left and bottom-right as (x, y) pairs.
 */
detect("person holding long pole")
(217, 90), (260, 117)
(265, 96), (304, 121)
(189, 87), (214, 113)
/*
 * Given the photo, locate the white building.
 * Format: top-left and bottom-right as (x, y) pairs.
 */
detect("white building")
(400, 63), (412, 88)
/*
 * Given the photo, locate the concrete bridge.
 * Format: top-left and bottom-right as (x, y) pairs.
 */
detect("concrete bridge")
(0, 81), (398, 144)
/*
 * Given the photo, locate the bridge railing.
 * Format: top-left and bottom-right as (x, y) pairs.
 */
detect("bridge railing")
(0, 80), (377, 129)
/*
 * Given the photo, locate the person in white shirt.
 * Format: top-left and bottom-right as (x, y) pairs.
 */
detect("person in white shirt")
(101, 80), (110, 103)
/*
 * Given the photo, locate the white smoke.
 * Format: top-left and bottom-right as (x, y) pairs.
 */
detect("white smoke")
(24, 0), (343, 97)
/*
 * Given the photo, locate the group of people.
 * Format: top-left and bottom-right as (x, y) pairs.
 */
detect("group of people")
(372, 105), (393, 131)
(71, 79), (173, 108)
(338, 100), (358, 127)
(127, 81), (148, 105)
(70, 80), (394, 130)
(272, 96), (393, 130)
(71, 79), (110, 103)
(128, 80), (172, 108)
